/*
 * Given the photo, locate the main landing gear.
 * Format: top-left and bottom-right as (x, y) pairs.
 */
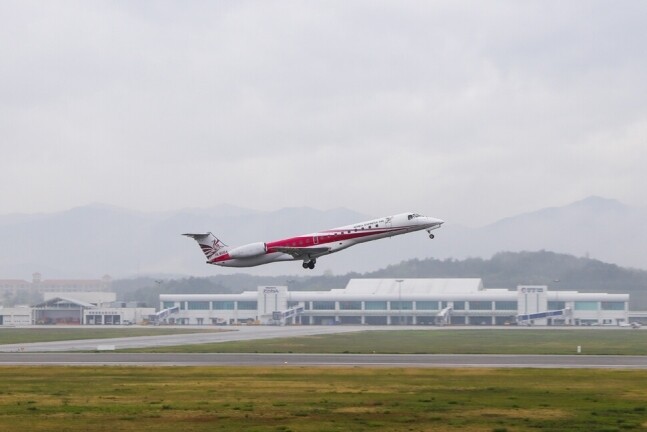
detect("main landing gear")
(302, 259), (316, 270)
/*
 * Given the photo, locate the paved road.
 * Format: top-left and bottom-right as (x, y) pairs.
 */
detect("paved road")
(0, 325), (376, 352)
(1, 352), (647, 368)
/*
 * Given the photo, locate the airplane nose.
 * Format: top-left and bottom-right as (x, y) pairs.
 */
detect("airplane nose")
(430, 217), (444, 225)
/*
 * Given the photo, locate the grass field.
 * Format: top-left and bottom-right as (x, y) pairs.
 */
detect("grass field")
(123, 329), (647, 355)
(0, 328), (223, 345)
(0, 366), (646, 431)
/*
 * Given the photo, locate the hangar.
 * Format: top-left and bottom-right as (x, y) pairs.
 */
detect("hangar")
(0, 306), (31, 326)
(1, 292), (156, 326)
(159, 278), (629, 326)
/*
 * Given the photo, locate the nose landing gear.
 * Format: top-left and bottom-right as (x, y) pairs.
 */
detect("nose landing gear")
(427, 221), (443, 239)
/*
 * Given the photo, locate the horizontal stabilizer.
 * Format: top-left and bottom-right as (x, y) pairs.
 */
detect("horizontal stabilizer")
(182, 233), (212, 240)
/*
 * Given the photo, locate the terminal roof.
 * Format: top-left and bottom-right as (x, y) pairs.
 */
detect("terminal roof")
(343, 278), (484, 295)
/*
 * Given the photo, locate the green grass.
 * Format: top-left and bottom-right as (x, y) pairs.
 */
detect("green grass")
(124, 329), (647, 355)
(0, 366), (646, 431)
(0, 328), (225, 345)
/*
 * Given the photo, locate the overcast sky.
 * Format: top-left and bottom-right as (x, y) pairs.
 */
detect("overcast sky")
(1, 1), (646, 227)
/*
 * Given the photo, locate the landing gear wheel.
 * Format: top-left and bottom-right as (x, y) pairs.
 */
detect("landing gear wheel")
(308, 261), (316, 269)
(302, 262), (309, 269)
(429, 233), (435, 239)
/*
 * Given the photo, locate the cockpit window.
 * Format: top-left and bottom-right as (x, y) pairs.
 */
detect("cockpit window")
(408, 213), (421, 220)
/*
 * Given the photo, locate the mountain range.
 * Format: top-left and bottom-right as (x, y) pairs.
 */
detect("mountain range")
(0, 196), (644, 279)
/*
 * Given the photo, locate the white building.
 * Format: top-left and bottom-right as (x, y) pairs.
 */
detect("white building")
(84, 306), (156, 325)
(0, 273), (113, 307)
(159, 278), (629, 326)
(20, 293), (155, 326)
(0, 306), (32, 326)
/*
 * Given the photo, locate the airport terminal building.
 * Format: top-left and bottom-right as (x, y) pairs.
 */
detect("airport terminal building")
(159, 278), (629, 326)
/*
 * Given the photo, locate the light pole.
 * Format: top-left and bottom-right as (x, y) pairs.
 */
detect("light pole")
(395, 279), (404, 325)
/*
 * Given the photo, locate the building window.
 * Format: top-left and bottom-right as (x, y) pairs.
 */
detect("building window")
(390, 301), (413, 310)
(416, 301), (439, 310)
(495, 316), (515, 325)
(450, 316), (466, 325)
(495, 301), (518, 310)
(548, 301), (566, 310)
(601, 302), (625, 311)
(339, 301), (361, 310)
(287, 301), (300, 308)
(574, 301), (598, 311)
(312, 301), (335, 310)
(469, 301), (492, 311)
(452, 301), (465, 310)
(188, 301), (210, 310)
(469, 316), (492, 325)
(237, 301), (258, 310)
(213, 301), (235, 310)
(162, 302), (175, 309)
(339, 316), (362, 324)
(365, 301), (387, 310)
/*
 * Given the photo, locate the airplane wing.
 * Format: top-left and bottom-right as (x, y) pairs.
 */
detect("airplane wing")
(272, 246), (330, 260)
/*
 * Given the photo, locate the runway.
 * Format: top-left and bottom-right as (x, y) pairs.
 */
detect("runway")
(1, 326), (646, 368)
(1, 325), (631, 353)
(1, 352), (647, 368)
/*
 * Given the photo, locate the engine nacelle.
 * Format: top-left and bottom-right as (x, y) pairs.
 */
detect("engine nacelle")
(228, 242), (267, 259)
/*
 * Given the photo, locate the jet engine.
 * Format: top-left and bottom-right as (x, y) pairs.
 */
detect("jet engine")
(228, 242), (267, 259)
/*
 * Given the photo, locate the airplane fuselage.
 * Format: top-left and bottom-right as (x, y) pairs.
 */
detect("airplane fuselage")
(199, 212), (443, 269)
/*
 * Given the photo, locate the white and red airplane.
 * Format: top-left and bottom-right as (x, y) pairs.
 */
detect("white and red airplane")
(184, 212), (443, 270)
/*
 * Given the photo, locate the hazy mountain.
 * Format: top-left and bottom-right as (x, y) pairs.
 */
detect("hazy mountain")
(0, 196), (645, 279)
(438, 196), (647, 270)
(0, 204), (369, 278)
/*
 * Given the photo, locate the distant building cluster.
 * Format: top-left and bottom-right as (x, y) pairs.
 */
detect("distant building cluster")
(0, 273), (153, 326)
(0, 272), (112, 305)
(1, 291), (154, 326)
(0, 274), (637, 327)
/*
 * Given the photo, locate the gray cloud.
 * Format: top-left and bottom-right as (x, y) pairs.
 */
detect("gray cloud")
(1, 1), (646, 226)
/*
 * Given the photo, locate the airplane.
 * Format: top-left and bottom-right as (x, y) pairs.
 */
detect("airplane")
(184, 212), (444, 270)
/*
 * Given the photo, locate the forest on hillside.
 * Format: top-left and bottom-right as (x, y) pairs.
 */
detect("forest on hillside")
(112, 251), (647, 310)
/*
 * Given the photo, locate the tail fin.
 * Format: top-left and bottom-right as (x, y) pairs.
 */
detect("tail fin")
(183, 232), (229, 260)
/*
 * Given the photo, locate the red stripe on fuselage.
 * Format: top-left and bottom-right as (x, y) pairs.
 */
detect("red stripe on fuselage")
(210, 252), (231, 263)
(211, 224), (419, 264)
(265, 226), (411, 252)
